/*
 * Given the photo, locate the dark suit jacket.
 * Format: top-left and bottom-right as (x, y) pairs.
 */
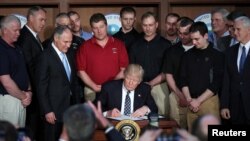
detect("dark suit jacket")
(36, 45), (80, 122)
(220, 43), (250, 123)
(98, 79), (158, 114)
(17, 25), (44, 112)
(17, 25), (43, 86)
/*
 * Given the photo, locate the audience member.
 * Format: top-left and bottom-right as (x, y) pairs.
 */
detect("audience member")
(98, 64), (158, 117)
(68, 11), (93, 41)
(209, 8), (231, 52)
(220, 16), (250, 124)
(191, 114), (220, 141)
(60, 101), (125, 141)
(179, 21), (224, 130)
(17, 6), (46, 141)
(0, 120), (18, 141)
(0, 15), (31, 127)
(113, 6), (140, 53)
(129, 11), (171, 116)
(36, 26), (81, 141)
(164, 17), (194, 128)
(76, 13), (129, 102)
(164, 13), (180, 45)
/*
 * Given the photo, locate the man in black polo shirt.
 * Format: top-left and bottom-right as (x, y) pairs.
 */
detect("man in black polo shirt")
(0, 15), (31, 127)
(113, 6), (140, 54)
(163, 17), (194, 128)
(179, 22), (224, 130)
(129, 11), (171, 116)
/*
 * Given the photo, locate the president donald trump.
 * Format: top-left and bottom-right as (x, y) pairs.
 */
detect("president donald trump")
(98, 64), (158, 117)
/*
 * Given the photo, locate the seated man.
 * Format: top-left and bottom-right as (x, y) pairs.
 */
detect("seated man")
(98, 64), (158, 117)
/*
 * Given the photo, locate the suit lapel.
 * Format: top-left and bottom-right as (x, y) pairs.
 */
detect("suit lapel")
(23, 26), (43, 51)
(134, 85), (142, 111)
(242, 46), (250, 74)
(232, 44), (240, 74)
(50, 47), (71, 82)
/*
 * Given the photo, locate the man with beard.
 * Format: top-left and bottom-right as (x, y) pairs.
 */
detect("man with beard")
(68, 11), (93, 41)
(164, 13), (180, 45)
(163, 17), (194, 128)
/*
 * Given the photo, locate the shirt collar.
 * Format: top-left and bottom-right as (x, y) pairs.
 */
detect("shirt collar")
(52, 42), (64, 59)
(25, 25), (38, 38)
(240, 40), (250, 54)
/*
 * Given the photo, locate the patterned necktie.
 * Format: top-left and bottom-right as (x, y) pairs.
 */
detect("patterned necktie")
(61, 53), (71, 80)
(239, 46), (246, 73)
(124, 90), (131, 116)
(36, 35), (44, 50)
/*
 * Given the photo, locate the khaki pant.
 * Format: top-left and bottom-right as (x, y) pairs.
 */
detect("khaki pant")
(151, 82), (170, 116)
(187, 95), (220, 131)
(84, 87), (96, 101)
(0, 94), (26, 127)
(169, 92), (187, 128)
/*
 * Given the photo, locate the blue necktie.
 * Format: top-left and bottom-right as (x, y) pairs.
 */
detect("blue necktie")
(239, 46), (246, 73)
(61, 53), (71, 80)
(124, 90), (131, 116)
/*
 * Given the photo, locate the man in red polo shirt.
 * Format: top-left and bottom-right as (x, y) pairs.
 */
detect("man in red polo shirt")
(76, 13), (129, 102)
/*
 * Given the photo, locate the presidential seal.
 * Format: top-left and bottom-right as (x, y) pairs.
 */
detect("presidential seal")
(194, 13), (212, 31)
(116, 120), (140, 141)
(105, 13), (121, 35)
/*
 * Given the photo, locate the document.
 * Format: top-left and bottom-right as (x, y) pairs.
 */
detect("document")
(107, 115), (165, 121)
(107, 115), (147, 121)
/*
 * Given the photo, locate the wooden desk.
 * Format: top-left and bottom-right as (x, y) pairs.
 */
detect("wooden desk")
(94, 119), (179, 141)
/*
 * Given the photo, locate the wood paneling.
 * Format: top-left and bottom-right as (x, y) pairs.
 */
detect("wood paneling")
(0, 0), (249, 39)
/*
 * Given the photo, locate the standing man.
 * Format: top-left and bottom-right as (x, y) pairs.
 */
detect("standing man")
(76, 13), (129, 102)
(0, 15), (31, 127)
(113, 6), (140, 53)
(17, 6), (46, 140)
(164, 13), (180, 45)
(68, 11), (93, 41)
(209, 8), (231, 52)
(220, 16), (250, 124)
(98, 64), (158, 117)
(164, 17), (194, 128)
(129, 12), (171, 116)
(36, 26), (80, 141)
(179, 22), (224, 130)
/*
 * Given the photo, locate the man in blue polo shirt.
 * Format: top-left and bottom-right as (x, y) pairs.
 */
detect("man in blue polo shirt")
(0, 15), (31, 127)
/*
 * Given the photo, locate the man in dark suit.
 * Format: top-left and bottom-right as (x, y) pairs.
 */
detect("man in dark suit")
(36, 25), (80, 141)
(98, 64), (158, 117)
(17, 6), (46, 140)
(220, 16), (250, 124)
